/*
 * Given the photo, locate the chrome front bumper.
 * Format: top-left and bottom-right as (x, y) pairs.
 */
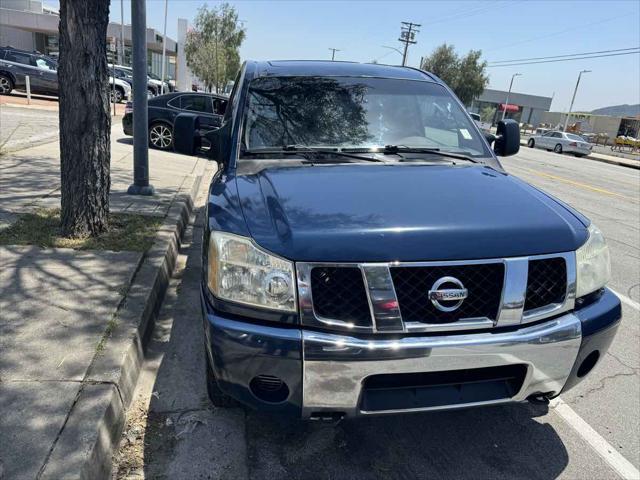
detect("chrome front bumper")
(204, 288), (622, 417)
(302, 313), (581, 416)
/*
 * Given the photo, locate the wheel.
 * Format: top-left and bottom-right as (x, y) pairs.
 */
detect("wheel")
(527, 138), (535, 148)
(0, 74), (13, 95)
(149, 122), (173, 150)
(110, 87), (123, 103)
(204, 341), (240, 407)
(554, 144), (563, 154)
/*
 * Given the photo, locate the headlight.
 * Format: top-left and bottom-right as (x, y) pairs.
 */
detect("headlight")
(207, 231), (296, 312)
(576, 223), (611, 298)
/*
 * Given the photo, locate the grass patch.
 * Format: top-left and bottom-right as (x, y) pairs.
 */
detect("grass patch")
(0, 208), (162, 251)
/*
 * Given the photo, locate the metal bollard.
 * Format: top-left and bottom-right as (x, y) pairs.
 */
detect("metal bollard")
(25, 75), (31, 104)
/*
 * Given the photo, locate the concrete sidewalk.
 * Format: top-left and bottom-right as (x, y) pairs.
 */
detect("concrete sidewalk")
(0, 127), (214, 479)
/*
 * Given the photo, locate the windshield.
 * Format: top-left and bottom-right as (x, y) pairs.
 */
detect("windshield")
(241, 76), (492, 158)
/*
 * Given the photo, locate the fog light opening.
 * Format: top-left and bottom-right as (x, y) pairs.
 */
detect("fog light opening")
(577, 350), (600, 378)
(249, 374), (290, 403)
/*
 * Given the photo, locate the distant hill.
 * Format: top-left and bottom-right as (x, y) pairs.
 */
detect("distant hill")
(589, 104), (640, 117)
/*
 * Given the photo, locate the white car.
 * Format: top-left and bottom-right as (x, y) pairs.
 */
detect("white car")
(109, 76), (131, 103)
(527, 130), (592, 157)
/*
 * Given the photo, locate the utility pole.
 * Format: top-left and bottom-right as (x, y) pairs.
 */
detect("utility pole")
(502, 72), (522, 121)
(563, 69), (591, 132)
(160, 0), (168, 95)
(118, 0), (124, 65)
(128, 0), (154, 196)
(399, 21), (420, 66)
(328, 48), (340, 61)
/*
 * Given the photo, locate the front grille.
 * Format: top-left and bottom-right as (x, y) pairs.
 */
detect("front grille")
(310, 267), (370, 325)
(390, 264), (505, 323)
(524, 257), (567, 311)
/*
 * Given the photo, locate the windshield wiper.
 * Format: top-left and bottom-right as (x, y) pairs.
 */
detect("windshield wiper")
(342, 145), (479, 164)
(242, 145), (385, 163)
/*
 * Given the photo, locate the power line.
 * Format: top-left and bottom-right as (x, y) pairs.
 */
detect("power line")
(489, 47), (640, 64)
(484, 13), (631, 53)
(421, 2), (502, 26)
(487, 50), (640, 67)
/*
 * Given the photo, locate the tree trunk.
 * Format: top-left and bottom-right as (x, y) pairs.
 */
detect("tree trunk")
(58, 0), (111, 237)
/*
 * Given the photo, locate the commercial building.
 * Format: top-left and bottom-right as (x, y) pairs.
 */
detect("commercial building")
(468, 88), (553, 127)
(0, 0), (177, 80)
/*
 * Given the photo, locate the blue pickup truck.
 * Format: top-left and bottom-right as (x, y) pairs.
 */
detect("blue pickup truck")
(200, 61), (621, 420)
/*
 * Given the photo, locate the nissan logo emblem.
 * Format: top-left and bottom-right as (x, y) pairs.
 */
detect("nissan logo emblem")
(428, 276), (468, 312)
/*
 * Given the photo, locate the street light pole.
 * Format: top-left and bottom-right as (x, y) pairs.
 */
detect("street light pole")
(119, 0), (124, 65)
(563, 69), (591, 132)
(160, 0), (168, 95)
(502, 73), (522, 121)
(328, 48), (340, 61)
(128, 0), (154, 196)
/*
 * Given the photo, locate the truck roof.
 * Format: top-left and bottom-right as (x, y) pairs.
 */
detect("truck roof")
(250, 60), (438, 83)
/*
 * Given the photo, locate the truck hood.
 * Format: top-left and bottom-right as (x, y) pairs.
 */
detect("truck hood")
(234, 163), (589, 262)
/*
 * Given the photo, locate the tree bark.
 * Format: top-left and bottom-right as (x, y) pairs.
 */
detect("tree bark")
(58, 0), (111, 237)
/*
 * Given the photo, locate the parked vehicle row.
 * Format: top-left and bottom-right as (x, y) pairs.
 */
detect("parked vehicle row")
(0, 46), (175, 103)
(0, 45), (132, 102)
(109, 64), (173, 96)
(122, 91), (227, 150)
(527, 130), (592, 157)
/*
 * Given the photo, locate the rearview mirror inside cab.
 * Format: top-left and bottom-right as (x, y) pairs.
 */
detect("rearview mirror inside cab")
(493, 119), (520, 157)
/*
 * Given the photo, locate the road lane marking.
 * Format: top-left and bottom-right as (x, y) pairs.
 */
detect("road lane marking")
(610, 288), (640, 311)
(551, 398), (640, 479)
(515, 167), (638, 202)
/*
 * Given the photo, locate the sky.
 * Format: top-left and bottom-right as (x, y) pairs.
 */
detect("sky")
(98, 0), (640, 111)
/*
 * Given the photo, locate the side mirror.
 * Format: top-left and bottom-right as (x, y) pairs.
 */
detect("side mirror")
(484, 132), (496, 145)
(206, 121), (231, 163)
(493, 119), (520, 157)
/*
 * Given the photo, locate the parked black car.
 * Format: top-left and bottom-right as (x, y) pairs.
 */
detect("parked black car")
(0, 46), (58, 95)
(123, 92), (227, 150)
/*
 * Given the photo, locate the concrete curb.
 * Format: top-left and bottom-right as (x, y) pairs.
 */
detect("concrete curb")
(518, 139), (640, 170)
(38, 164), (211, 480)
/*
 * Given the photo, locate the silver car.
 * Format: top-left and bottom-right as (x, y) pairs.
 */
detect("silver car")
(527, 130), (592, 157)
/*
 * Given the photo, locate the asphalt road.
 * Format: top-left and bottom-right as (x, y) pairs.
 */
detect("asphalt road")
(112, 147), (640, 480)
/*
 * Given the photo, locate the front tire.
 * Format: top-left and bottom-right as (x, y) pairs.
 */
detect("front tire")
(149, 122), (173, 150)
(0, 74), (13, 95)
(528, 138), (535, 148)
(554, 144), (563, 154)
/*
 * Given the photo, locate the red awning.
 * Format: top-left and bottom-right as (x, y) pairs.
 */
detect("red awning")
(500, 103), (520, 112)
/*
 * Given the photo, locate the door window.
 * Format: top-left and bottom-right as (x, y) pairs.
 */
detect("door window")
(5, 51), (32, 66)
(35, 57), (56, 71)
(181, 95), (212, 113)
